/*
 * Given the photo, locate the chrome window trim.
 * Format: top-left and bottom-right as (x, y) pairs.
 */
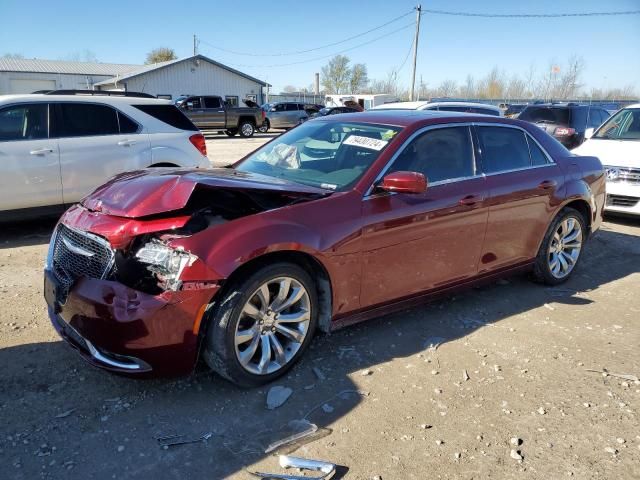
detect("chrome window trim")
(364, 122), (481, 198)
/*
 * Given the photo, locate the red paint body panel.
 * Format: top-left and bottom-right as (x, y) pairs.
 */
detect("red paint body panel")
(46, 111), (605, 377)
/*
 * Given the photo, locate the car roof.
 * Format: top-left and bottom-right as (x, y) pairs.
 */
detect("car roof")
(0, 94), (171, 105)
(313, 109), (514, 127)
(372, 101), (501, 111)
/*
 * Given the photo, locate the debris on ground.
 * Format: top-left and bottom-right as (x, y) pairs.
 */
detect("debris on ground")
(361, 369), (373, 376)
(463, 369), (470, 381)
(54, 409), (75, 419)
(249, 454), (336, 479)
(585, 369), (639, 382)
(267, 386), (293, 410)
(312, 367), (326, 381)
(264, 419), (320, 454)
(510, 449), (523, 461)
(510, 437), (522, 446)
(424, 336), (446, 351)
(156, 432), (213, 448)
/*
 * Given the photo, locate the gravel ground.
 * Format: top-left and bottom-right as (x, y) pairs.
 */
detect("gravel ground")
(1, 134), (639, 479)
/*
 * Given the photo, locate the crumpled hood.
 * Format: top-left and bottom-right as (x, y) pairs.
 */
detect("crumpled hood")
(82, 168), (328, 218)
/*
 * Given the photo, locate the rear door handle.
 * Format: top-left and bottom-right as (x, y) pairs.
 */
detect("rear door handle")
(30, 148), (54, 155)
(459, 194), (482, 206)
(538, 180), (557, 190)
(117, 139), (137, 147)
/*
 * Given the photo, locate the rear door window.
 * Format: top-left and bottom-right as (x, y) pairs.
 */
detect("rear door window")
(274, 104), (286, 112)
(204, 97), (222, 109)
(285, 103), (299, 111)
(526, 136), (551, 166)
(0, 103), (48, 141)
(53, 103), (119, 138)
(477, 126), (531, 174)
(117, 111), (139, 134)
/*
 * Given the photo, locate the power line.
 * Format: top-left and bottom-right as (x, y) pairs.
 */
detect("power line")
(200, 23), (414, 69)
(422, 8), (640, 18)
(198, 10), (414, 57)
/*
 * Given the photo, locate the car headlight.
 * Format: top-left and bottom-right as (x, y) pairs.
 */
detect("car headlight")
(135, 240), (196, 291)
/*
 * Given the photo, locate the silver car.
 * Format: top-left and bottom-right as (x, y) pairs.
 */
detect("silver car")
(262, 102), (311, 130)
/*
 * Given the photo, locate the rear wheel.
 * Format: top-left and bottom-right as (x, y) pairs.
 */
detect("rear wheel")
(225, 129), (238, 137)
(532, 207), (586, 285)
(203, 263), (318, 387)
(239, 121), (255, 138)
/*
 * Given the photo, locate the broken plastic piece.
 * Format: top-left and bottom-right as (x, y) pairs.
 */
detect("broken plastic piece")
(264, 419), (319, 454)
(250, 455), (336, 479)
(156, 432), (212, 448)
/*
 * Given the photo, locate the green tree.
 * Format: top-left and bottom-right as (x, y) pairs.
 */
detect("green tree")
(321, 55), (352, 94)
(349, 63), (369, 94)
(145, 47), (177, 65)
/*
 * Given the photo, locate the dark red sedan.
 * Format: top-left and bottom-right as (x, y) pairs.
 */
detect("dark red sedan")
(44, 111), (605, 386)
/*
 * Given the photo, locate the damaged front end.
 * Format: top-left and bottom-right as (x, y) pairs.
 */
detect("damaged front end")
(45, 168), (328, 376)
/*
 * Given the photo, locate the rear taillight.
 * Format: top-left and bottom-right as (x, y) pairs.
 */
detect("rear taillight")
(189, 133), (207, 156)
(554, 127), (575, 137)
(261, 110), (266, 120)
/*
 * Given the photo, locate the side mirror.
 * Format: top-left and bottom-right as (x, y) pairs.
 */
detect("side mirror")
(269, 107), (277, 112)
(378, 171), (427, 194)
(584, 127), (594, 139)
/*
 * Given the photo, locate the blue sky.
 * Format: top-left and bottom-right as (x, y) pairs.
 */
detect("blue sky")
(1, 0), (639, 93)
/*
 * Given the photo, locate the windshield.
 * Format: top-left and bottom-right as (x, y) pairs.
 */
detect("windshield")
(519, 107), (570, 124)
(235, 121), (402, 191)
(593, 108), (640, 141)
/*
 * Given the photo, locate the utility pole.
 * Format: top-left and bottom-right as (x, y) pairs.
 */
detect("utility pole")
(409, 4), (422, 102)
(193, 34), (198, 56)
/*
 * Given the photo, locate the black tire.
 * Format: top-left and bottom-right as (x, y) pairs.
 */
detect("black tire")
(203, 262), (318, 387)
(532, 207), (586, 285)
(239, 120), (255, 138)
(225, 129), (238, 137)
(257, 120), (270, 133)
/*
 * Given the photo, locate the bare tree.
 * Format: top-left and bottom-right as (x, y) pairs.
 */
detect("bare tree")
(557, 55), (585, 98)
(282, 85), (298, 93)
(63, 50), (99, 63)
(505, 75), (527, 100)
(2, 53), (24, 59)
(145, 47), (177, 65)
(459, 75), (475, 98)
(321, 55), (351, 94)
(350, 64), (369, 94)
(435, 79), (458, 97)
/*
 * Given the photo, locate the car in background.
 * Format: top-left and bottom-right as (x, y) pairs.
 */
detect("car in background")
(572, 104), (640, 216)
(371, 101), (502, 116)
(261, 102), (318, 130)
(309, 106), (360, 118)
(44, 110), (604, 385)
(518, 103), (610, 149)
(0, 92), (209, 221)
(175, 95), (264, 138)
(504, 104), (527, 118)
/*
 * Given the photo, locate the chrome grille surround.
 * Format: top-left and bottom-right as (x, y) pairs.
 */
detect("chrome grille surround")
(604, 166), (640, 185)
(51, 224), (115, 290)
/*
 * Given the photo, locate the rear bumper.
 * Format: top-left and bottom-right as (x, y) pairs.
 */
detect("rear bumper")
(48, 274), (219, 377)
(604, 182), (640, 216)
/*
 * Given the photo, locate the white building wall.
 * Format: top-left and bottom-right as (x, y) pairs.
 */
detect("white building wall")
(0, 72), (114, 94)
(112, 60), (264, 103)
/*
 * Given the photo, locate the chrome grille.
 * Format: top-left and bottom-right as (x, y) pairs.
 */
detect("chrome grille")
(604, 166), (640, 185)
(606, 194), (639, 208)
(51, 224), (115, 289)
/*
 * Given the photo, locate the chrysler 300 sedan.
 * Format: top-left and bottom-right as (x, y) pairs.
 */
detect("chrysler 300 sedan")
(44, 111), (605, 386)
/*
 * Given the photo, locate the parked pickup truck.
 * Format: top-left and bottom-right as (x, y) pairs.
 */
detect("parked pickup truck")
(176, 95), (264, 137)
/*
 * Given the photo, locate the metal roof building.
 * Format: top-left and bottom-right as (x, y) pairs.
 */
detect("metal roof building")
(0, 55), (268, 104)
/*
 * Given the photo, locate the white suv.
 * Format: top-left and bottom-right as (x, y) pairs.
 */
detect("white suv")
(0, 93), (210, 221)
(572, 104), (640, 216)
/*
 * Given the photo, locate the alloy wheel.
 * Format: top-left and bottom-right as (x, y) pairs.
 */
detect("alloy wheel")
(241, 123), (254, 136)
(234, 277), (311, 375)
(547, 216), (583, 279)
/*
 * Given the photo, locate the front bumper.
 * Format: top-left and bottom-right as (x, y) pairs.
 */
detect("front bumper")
(47, 272), (220, 377)
(604, 181), (640, 216)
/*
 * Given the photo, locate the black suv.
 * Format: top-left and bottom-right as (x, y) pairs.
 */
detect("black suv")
(518, 103), (610, 149)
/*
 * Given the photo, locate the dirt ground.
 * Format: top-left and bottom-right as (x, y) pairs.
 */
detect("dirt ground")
(1, 134), (639, 479)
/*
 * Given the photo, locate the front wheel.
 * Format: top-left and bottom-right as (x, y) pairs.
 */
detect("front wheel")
(239, 121), (255, 138)
(532, 207), (586, 285)
(257, 120), (270, 133)
(203, 263), (318, 387)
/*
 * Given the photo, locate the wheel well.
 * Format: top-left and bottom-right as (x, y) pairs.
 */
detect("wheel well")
(563, 199), (592, 235)
(148, 162), (179, 168)
(238, 116), (256, 126)
(221, 251), (333, 333)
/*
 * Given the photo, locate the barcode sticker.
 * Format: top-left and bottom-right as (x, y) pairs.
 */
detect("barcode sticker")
(343, 135), (388, 151)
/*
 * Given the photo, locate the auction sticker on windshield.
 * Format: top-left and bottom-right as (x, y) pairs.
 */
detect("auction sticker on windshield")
(343, 135), (388, 151)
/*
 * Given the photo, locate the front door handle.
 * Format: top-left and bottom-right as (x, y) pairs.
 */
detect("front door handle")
(117, 139), (137, 147)
(30, 148), (54, 155)
(459, 194), (482, 206)
(538, 180), (557, 190)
